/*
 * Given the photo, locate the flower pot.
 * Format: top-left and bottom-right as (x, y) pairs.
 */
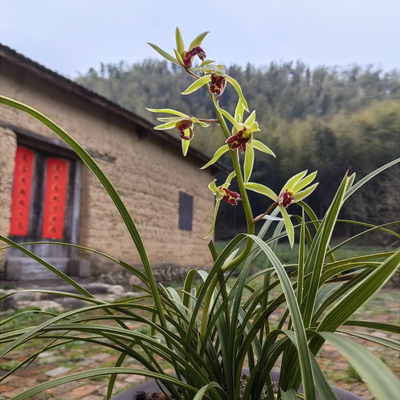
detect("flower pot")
(110, 370), (363, 400)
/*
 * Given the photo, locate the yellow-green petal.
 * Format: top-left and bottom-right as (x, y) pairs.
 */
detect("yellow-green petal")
(244, 110), (256, 127)
(225, 170), (236, 185)
(146, 108), (189, 118)
(189, 31), (209, 50)
(182, 75), (212, 95)
(292, 171), (317, 193)
(294, 183), (319, 202)
(249, 121), (260, 133)
(245, 182), (277, 201)
(182, 138), (190, 156)
(175, 27), (185, 55)
(280, 170), (308, 195)
(244, 141), (254, 183)
(208, 179), (219, 194)
(218, 107), (242, 131)
(147, 43), (180, 65)
(191, 117), (210, 128)
(201, 144), (229, 169)
(174, 49), (184, 66)
(204, 200), (220, 239)
(154, 121), (179, 130)
(157, 117), (184, 123)
(225, 75), (249, 111)
(234, 100), (245, 124)
(280, 205), (295, 248)
(253, 139), (276, 157)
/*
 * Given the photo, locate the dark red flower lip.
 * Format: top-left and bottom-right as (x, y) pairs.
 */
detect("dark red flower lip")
(226, 128), (250, 153)
(210, 74), (226, 97)
(221, 188), (241, 206)
(278, 189), (294, 208)
(183, 46), (206, 68)
(176, 120), (194, 140)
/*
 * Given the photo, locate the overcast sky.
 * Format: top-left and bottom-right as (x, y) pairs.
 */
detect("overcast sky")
(1, 0), (399, 78)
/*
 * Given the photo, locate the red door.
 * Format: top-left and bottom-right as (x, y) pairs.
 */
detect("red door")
(8, 145), (77, 280)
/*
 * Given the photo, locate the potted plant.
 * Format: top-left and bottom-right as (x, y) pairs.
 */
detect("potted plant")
(0, 28), (399, 400)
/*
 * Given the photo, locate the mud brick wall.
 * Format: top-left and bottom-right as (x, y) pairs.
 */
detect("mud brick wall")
(0, 57), (216, 274)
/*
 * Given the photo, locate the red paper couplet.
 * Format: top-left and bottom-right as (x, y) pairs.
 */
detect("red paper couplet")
(42, 158), (69, 239)
(10, 146), (35, 235)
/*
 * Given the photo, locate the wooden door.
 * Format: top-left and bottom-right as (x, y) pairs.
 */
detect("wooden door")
(8, 145), (78, 279)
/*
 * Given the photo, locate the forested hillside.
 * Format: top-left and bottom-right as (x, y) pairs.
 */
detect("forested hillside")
(76, 61), (400, 241)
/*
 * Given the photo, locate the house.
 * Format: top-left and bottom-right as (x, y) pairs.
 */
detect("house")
(0, 44), (227, 282)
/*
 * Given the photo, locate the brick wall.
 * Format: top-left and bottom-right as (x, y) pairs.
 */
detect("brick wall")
(0, 58), (216, 274)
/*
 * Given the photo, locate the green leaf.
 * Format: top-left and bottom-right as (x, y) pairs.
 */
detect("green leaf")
(182, 138), (190, 156)
(281, 388), (298, 400)
(244, 141), (254, 183)
(247, 235), (316, 400)
(182, 75), (212, 95)
(319, 332), (400, 400)
(253, 139), (275, 157)
(204, 200), (220, 239)
(193, 382), (223, 400)
(280, 205), (295, 247)
(146, 108), (188, 118)
(343, 320), (400, 334)
(11, 368), (198, 400)
(344, 157), (400, 200)
(189, 31), (209, 50)
(245, 182), (277, 201)
(147, 43), (180, 65)
(338, 330), (400, 351)
(175, 27), (185, 54)
(318, 250), (400, 332)
(225, 75), (249, 111)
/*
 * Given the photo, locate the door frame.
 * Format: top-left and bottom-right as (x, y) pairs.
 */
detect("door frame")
(6, 125), (82, 279)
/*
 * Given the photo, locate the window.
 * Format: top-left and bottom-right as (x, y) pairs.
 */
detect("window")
(179, 192), (193, 231)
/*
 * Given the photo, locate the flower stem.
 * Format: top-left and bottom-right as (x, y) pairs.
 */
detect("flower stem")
(200, 95), (255, 340)
(210, 97), (255, 271)
(252, 202), (278, 223)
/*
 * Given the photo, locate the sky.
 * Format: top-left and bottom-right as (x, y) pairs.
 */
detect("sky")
(0, 0), (399, 79)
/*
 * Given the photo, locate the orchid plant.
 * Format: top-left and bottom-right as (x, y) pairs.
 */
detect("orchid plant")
(0, 27), (399, 400)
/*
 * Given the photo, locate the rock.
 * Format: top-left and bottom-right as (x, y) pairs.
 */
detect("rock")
(54, 298), (86, 309)
(107, 285), (125, 295)
(13, 291), (41, 302)
(16, 300), (63, 312)
(45, 366), (71, 377)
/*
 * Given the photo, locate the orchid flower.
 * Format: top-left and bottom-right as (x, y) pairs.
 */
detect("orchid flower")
(201, 101), (275, 183)
(181, 64), (249, 110)
(205, 171), (239, 238)
(146, 108), (209, 156)
(245, 170), (318, 247)
(148, 28), (210, 69)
